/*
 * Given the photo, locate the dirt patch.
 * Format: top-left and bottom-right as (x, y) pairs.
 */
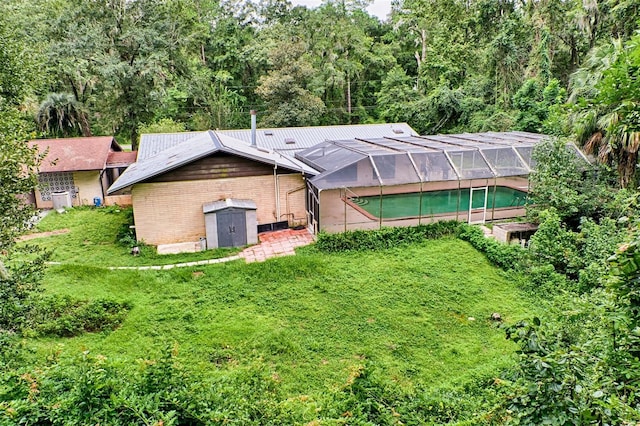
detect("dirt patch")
(18, 229), (70, 241)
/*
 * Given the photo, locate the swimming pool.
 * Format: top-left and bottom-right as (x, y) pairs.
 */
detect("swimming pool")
(350, 187), (528, 219)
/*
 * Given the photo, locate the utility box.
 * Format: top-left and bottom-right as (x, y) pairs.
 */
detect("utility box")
(203, 199), (258, 249)
(51, 191), (72, 213)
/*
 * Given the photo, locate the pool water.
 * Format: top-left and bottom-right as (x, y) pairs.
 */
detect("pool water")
(352, 187), (527, 219)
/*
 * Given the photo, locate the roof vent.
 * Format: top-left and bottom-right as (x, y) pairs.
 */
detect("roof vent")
(264, 131), (274, 136)
(392, 128), (404, 134)
(284, 138), (296, 145)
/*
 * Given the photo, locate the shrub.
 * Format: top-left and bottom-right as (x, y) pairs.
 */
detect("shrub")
(116, 208), (137, 248)
(26, 295), (131, 337)
(527, 209), (579, 276)
(315, 221), (461, 252)
(457, 224), (525, 270)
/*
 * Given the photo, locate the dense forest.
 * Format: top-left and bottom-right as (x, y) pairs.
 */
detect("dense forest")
(2, 0), (640, 424)
(0, 0), (638, 152)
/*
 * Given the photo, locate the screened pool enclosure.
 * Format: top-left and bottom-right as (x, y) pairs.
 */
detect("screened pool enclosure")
(296, 131), (590, 233)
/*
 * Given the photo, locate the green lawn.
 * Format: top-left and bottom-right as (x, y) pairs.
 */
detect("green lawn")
(23, 207), (239, 266)
(26, 209), (535, 400)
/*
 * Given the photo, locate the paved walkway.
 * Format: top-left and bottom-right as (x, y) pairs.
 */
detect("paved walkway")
(104, 228), (315, 271)
(239, 228), (315, 263)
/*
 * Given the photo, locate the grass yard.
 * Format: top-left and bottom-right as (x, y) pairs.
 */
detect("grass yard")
(22, 206), (240, 266)
(25, 208), (536, 401)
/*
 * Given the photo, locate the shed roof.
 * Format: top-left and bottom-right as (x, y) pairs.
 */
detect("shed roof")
(106, 151), (137, 168)
(107, 131), (317, 194)
(203, 198), (257, 214)
(137, 123), (417, 159)
(30, 136), (121, 173)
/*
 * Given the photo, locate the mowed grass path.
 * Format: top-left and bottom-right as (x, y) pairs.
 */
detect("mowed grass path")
(34, 236), (534, 396)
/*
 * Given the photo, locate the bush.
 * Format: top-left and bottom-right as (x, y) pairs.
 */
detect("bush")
(315, 221), (461, 252)
(26, 295), (131, 337)
(457, 224), (525, 271)
(116, 208), (136, 248)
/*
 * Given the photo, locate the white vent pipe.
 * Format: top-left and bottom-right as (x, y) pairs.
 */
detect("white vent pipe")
(250, 110), (257, 146)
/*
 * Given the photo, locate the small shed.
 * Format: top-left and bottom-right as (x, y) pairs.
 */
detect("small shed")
(203, 199), (258, 248)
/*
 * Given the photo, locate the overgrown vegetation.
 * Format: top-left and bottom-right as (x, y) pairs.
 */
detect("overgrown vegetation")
(316, 220), (460, 252)
(2, 220), (537, 424)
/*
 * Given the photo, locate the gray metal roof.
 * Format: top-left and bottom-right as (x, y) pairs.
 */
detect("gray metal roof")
(218, 123), (416, 152)
(138, 132), (201, 160)
(137, 123), (417, 159)
(203, 198), (257, 214)
(107, 131), (317, 194)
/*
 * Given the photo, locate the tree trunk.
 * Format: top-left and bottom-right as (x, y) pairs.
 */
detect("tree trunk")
(79, 113), (93, 137)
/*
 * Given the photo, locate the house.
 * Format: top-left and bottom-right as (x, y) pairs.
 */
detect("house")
(109, 125), (584, 252)
(30, 136), (137, 209)
(109, 123), (417, 252)
(108, 131), (316, 252)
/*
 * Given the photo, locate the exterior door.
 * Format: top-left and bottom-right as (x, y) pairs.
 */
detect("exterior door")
(468, 186), (488, 224)
(217, 209), (247, 247)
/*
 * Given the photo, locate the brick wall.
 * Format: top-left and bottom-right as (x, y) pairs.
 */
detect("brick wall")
(132, 174), (307, 246)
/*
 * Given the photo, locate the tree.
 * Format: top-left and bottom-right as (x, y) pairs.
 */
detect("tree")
(255, 38), (326, 127)
(36, 92), (92, 137)
(527, 138), (604, 226)
(571, 35), (640, 188)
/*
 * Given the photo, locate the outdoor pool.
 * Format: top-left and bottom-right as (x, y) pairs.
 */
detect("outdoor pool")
(351, 186), (528, 219)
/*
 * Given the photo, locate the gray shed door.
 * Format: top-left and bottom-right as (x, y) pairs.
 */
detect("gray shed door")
(216, 209), (247, 247)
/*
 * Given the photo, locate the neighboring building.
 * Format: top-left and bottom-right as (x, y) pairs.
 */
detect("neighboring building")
(30, 136), (136, 209)
(108, 131), (316, 250)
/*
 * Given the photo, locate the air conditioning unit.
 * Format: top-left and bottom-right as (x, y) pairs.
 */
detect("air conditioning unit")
(51, 191), (72, 213)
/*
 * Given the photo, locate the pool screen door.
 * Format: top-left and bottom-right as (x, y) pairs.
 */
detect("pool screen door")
(468, 186), (488, 224)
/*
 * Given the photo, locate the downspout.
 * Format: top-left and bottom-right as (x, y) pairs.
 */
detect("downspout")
(283, 182), (305, 226)
(99, 169), (106, 205)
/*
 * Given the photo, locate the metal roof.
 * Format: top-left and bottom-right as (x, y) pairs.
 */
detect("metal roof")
(138, 132), (201, 160)
(106, 151), (137, 168)
(218, 123), (416, 152)
(137, 123), (417, 159)
(203, 198), (257, 214)
(107, 131), (317, 194)
(30, 136), (121, 173)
